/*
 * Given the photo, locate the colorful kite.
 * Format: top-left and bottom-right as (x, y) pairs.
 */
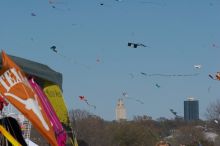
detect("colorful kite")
(0, 51), (58, 146)
(216, 72), (220, 80)
(209, 72), (220, 80)
(78, 96), (96, 109)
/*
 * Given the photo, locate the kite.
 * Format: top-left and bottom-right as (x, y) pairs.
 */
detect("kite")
(212, 43), (220, 48)
(170, 109), (177, 116)
(215, 72), (220, 80)
(48, 0), (69, 11)
(209, 72), (220, 80)
(30, 37), (34, 41)
(140, 72), (147, 76)
(122, 92), (144, 104)
(50, 45), (58, 53)
(128, 42), (147, 48)
(96, 56), (101, 63)
(49, 0), (54, 4)
(155, 83), (160, 88)
(72, 23), (78, 26)
(194, 64), (202, 69)
(140, 72), (199, 77)
(209, 74), (214, 79)
(31, 13), (36, 16)
(78, 96), (96, 109)
(122, 92), (128, 97)
(169, 109), (182, 119)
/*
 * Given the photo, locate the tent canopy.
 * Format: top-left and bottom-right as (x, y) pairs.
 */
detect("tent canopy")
(0, 54), (62, 89)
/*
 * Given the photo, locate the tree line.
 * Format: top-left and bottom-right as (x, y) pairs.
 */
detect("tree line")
(30, 99), (220, 146)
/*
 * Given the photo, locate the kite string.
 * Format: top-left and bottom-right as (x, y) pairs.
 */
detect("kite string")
(79, 97), (96, 109)
(84, 99), (96, 109)
(54, 51), (91, 70)
(141, 73), (200, 77)
(123, 96), (144, 104)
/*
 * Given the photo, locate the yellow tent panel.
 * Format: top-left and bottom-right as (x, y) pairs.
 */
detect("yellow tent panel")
(43, 83), (69, 125)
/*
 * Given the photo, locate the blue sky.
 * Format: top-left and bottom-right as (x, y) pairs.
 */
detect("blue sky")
(0, 0), (220, 121)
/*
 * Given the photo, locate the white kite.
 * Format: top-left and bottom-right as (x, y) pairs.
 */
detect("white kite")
(194, 64), (202, 69)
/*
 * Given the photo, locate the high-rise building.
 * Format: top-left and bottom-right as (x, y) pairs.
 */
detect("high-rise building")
(115, 98), (126, 121)
(184, 97), (199, 121)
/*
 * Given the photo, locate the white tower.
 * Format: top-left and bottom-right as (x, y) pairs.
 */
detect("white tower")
(116, 98), (126, 121)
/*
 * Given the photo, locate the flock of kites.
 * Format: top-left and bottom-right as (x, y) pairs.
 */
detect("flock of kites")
(29, 0), (220, 110)
(48, 43), (220, 109)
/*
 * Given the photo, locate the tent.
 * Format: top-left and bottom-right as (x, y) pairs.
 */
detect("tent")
(0, 54), (62, 89)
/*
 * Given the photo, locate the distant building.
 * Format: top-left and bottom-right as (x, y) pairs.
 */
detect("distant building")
(184, 97), (199, 121)
(115, 98), (126, 121)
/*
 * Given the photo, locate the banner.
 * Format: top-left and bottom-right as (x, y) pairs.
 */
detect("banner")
(0, 51), (58, 146)
(29, 78), (67, 146)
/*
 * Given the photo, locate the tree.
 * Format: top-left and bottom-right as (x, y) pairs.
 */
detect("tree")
(206, 99), (220, 121)
(171, 124), (214, 146)
(206, 99), (220, 134)
(69, 109), (110, 146)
